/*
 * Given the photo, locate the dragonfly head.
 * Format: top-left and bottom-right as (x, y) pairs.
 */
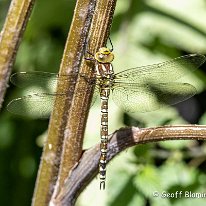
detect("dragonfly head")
(95, 47), (114, 63)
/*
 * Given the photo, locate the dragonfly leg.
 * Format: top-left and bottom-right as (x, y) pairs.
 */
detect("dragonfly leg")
(85, 48), (95, 61)
(84, 39), (95, 60)
(84, 56), (95, 61)
(108, 37), (113, 52)
(86, 50), (94, 56)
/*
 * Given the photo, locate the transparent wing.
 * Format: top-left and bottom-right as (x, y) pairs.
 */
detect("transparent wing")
(112, 82), (197, 112)
(10, 71), (83, 95)
(7, 93), (57, 118)
(10, 71), (59, 89)
(10, 71), (96, 91)
(114, 54), (206, 84)
(7, 88), (98, 118)
(8, 71), (98, 118)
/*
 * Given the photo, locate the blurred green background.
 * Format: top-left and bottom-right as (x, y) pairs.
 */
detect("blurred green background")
(1, 0), (206, 205)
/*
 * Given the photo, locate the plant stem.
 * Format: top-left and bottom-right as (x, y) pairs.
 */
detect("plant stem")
(54, 124), (206, 205)
(0, 0), (35, 109)
(32, 0), (117, 205)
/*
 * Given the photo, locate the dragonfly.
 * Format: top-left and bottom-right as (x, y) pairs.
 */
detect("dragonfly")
(7, 44), (206, 189)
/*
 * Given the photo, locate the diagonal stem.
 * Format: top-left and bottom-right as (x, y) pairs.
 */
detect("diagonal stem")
(54, 125), (206, 205)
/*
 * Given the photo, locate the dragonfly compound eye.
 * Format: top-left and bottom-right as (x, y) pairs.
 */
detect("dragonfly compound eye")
(95, 47), (114, 63)
(99, 47), (110, 54)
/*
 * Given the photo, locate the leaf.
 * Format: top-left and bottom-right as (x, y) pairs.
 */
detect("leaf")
(134, 165), (163, 197)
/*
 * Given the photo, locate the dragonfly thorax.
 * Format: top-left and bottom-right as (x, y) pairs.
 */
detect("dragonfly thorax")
(95, 61), (114, 90)
(97, 75), (114, 89)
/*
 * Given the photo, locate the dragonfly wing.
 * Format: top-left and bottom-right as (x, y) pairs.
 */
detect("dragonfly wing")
(7, 94), (55, 118)
(7, 86), (98, 118)
(115, 54), (206, 84)
(8, 71), (98, 118)
(7, 93), (64, 118)
(10, 71), (59, 90)
(10, 71), (86, 93)
(112, 82), (197, 113)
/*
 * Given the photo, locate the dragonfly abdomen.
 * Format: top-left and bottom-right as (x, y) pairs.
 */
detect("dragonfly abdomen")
(99, 88), (110, 190)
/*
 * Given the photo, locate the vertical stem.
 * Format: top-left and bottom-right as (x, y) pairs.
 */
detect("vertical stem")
(0, 0), (35, 109)
(33, 0), (117, 205)
(52, 0), (117, 199)
(50, 0), (117, 205)
(32, 0), (97, 205)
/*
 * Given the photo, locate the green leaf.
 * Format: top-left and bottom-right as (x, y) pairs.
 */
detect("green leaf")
(134, 165), (163, 197)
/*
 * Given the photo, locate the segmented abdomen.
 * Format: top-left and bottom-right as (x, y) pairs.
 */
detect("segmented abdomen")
(99, 88), (110, 190)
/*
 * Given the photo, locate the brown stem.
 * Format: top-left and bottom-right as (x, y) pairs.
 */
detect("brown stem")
(32, 0), (117, 205)
(53, 125), (206, 205)
(0, 0), (35, 109)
